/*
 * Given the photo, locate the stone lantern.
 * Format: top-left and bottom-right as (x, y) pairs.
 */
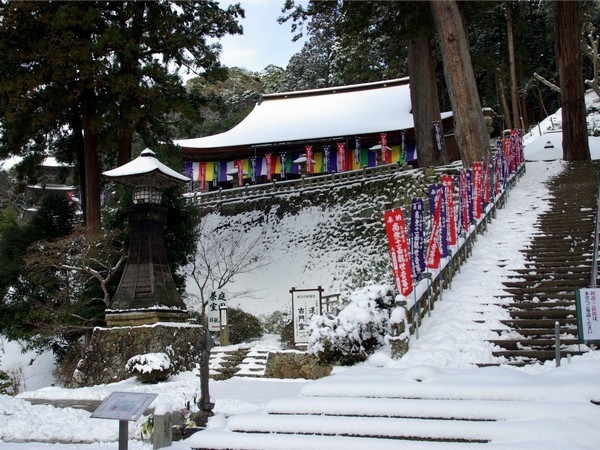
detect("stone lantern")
(103, 149), (191, 327)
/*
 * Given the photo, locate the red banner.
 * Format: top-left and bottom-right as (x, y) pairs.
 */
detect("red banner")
(380, 132), (390, 164)
(426, 190), (443, 269)
(199, 162), (207, 191)
(441, 175), (456, 246)
(234, 159), (243, 187)
(473, 162), (483, 219)
(384, 208), (413, 296)
(305, 145), (314, 174)
(459, 169), (469, 232)
(337, 142), (346, 172)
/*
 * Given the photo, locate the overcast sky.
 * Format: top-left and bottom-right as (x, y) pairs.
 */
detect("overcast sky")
(218, 0), (308, 72)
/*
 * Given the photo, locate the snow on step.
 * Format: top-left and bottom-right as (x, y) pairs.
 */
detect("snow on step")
(225, 411), (599, 445)
(266, 396), (597, 422)
(188, 363), (600, 449)
(188, 429), (486, 450)
(300, 366), (600, 402)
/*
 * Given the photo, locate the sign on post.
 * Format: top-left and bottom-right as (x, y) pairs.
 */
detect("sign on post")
(290, 287), (322, 346)
(92, 391), (157, 450)
(576, 288), (600, 343)
(207, 290), (227, 332)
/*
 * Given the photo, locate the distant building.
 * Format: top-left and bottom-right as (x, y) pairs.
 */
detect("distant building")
(24, 157), (80, 220)
(176, 78), (457, 191)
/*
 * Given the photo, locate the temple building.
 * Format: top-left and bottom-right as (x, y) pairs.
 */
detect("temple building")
(176, 77), (457, 191)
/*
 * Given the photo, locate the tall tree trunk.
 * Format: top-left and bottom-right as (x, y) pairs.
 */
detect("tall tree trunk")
(431, 0), (490, 168)
(506, 2), (521, 130)
(555, 1), (590, 161)
(408, 14), (448, 168)
(81, 93), (102, 232)
(496, 70), (512, 130)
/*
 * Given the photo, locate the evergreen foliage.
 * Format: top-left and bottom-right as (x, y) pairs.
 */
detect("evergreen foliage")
(0, 1), (244, 230)
(227, 307), (263, 345)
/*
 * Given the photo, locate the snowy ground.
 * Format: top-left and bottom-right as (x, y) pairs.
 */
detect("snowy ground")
(2, 93), (600, 449)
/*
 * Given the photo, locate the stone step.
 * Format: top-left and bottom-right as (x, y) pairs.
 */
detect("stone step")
(507, 309), (576, 319)
(488, 338), (581, 349)
(491, 349), (587, 361)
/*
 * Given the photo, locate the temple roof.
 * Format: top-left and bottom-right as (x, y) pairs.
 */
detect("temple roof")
(176, 78), (450, 152)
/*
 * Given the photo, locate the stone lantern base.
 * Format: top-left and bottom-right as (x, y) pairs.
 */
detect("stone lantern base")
(105, 308), (190, 327)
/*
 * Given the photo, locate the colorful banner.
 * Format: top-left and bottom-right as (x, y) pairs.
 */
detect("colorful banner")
(410, 198), (425, 279)
(473, 162), (483, 219)
(305, 145), (314, 174)
(336, 142), (346, 172)
(280, 152), (287, 178)
(265, 153), (273, 181)
(199, 162), (207, 191)
(213, 162), (220, 187)
(459, 169), (469, 233)
(466, 169), (474, 224)
(433, 120), (445, 153)
(400, 130), (407, 164)
(429, 185), (448, 258)
(440, 175), (456, 246)
(426, 188), (443, 269)
(234, 159), (244, 187)
(323, 145), (331, 173)
(384, 208), (413, 296)
(380, 133), (390, 164)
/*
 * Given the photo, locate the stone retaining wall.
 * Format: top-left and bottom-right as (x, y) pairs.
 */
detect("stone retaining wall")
(264, 351), (332, 380)
(71, 323), (203, 387)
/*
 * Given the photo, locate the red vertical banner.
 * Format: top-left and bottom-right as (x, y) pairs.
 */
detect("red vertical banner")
(305, 145), (314, 174)
(265, 153), (272, 181)
(426, 189), (443, 269)
(234, 159), (244, 187)
(380, 132), (390, 164)
(459, 169), (469, 232)
(384, 208), (413, 296)
(337, 142), (346, 172)
(472, 162), (483, 219)
(199, 162), (207, 191)
(441, 175), (456, 246)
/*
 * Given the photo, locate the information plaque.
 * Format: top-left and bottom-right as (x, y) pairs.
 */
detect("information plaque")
(91, 391), (157, 422)
(576, 288), (600, 343)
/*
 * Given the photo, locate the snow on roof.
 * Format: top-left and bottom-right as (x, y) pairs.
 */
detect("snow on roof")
(103, 149), (190, 186)
(176, 78), (439, 150)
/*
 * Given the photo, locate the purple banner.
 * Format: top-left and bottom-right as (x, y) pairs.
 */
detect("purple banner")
(410, 198), (425, 279)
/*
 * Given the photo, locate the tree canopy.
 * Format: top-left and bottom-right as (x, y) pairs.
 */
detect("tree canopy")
(0, 1), (244, 230)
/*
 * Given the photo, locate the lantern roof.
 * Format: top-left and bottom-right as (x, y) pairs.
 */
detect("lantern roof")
(103, 149), (190, 188)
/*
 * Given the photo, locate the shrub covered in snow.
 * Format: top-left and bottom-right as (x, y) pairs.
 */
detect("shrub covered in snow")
(308, 285), (396, 365)
(125, 352), (172, 384)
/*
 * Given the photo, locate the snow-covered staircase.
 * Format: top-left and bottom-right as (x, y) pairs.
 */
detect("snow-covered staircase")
(209, 345), (271, 380)
(488, 160), (599, 364)
(189, 365), (600, 449)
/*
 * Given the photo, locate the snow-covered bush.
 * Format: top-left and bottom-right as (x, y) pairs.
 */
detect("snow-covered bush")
(308, 285), (395, 365)
(126, 352), (171, 384)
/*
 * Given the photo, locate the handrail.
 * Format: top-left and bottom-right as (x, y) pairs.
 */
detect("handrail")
(591, 179), (600, 288)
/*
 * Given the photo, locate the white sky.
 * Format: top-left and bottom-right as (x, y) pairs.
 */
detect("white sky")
(218, 0), (308, 72)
